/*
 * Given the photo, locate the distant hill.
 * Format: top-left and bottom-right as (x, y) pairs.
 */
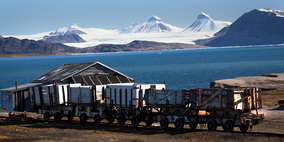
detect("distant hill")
(82, 40), (205, 53)
(0, 36), (78, 55)
(205, 9), (284, 47)
(0, 36), (205, 57)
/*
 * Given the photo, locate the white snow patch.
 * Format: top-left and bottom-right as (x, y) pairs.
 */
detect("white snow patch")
(4, 31), (51, 40)
(258, 8), (284, 18)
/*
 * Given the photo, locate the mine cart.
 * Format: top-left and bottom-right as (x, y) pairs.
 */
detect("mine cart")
(66, 84), (107, 123)
(188, 88), (264, 132)
(29, 84), (69, 121)
(105, 83), (166, 127)
(144, 89), (194, 130)
(144, 88), (264, 132)
(29, 83), (108, 123)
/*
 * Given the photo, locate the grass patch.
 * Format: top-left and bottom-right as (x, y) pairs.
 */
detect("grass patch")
(262, 90), (284, 106)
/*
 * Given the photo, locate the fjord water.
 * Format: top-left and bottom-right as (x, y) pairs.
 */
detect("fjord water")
(0, 45), (284, 94)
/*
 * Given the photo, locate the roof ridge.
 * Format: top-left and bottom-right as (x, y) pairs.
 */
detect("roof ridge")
(62, 61), (97, 65)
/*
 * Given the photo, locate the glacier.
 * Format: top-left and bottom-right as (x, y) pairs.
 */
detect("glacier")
(6, 13), (232, 48)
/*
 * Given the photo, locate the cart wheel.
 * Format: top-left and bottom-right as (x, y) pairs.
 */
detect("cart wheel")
(67, 114), (74, 122)
(107, 117), (114, 124)
(93, 114), (101, 125)
(223, 120), (235, 132)
(117, 115), (126, 127)
(44, 112), (50, 121)
(160, 117), (169, 129)
(249, 126), (253, 132)
(54, 112), (62, 122)
(80, 113), (87, 124)
(145, 117), (153, 127)
(207, 119), (217, 131)
(174, 118), (184, 130)
(189, 122), (198, 130)
(239, 125), (249, 132)
(106, 112), (114, 124)
(131, 116), (140, 127)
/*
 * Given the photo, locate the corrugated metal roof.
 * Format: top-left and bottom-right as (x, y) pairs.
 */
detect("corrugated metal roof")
(33, 61), (133, 84)
(1, 83), (42, 92)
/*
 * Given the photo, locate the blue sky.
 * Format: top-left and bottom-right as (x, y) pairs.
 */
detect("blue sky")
(1, 0), (283, 35)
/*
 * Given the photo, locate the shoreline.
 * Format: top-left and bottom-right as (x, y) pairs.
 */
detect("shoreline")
(2, 43), (283, 59)
(0, 46), (210, 59)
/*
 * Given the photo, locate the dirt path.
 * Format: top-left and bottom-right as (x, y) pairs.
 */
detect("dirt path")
(258, 106), (284, 123)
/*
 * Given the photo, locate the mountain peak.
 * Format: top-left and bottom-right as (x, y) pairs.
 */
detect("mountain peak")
(148, 15), (162, 23)
(120, 15), (182, 34)
(70, 23), (79, 28)
(197, 12), (213, 20)
(183, 12), (231, 33)
(49, 24), (87, 36)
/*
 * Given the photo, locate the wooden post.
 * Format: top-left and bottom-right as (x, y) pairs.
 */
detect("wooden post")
(15, 81), (18, 89)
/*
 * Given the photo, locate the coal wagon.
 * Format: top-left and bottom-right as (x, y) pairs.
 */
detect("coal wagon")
(144, 88), (264, 132)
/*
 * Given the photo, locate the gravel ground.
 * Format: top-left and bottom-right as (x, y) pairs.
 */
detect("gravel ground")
(0, 89), (283, 142)
(0, 105), (283, 142)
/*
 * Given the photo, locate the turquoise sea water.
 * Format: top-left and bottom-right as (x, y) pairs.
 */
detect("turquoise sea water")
(0, 45), (284, 108)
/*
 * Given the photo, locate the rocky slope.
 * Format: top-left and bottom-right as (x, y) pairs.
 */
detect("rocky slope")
(0, 36), (78, 55)
(44, 34), (86, 43)
(205, 9), (284, 47)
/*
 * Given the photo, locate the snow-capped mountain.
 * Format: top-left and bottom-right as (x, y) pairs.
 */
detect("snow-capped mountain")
(49, 24), (87, 36)
(8, 13), (233, 48)
(120, 15), (183, 33)
(206, 8), (284, 47)
(183, 12), (231, 33)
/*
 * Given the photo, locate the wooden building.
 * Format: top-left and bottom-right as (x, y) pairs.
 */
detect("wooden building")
(1, 61), (133, 111)
(32, 61), (133, 85)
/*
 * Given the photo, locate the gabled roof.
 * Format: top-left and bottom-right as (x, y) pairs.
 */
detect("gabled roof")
(33, 61), (133, 84)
